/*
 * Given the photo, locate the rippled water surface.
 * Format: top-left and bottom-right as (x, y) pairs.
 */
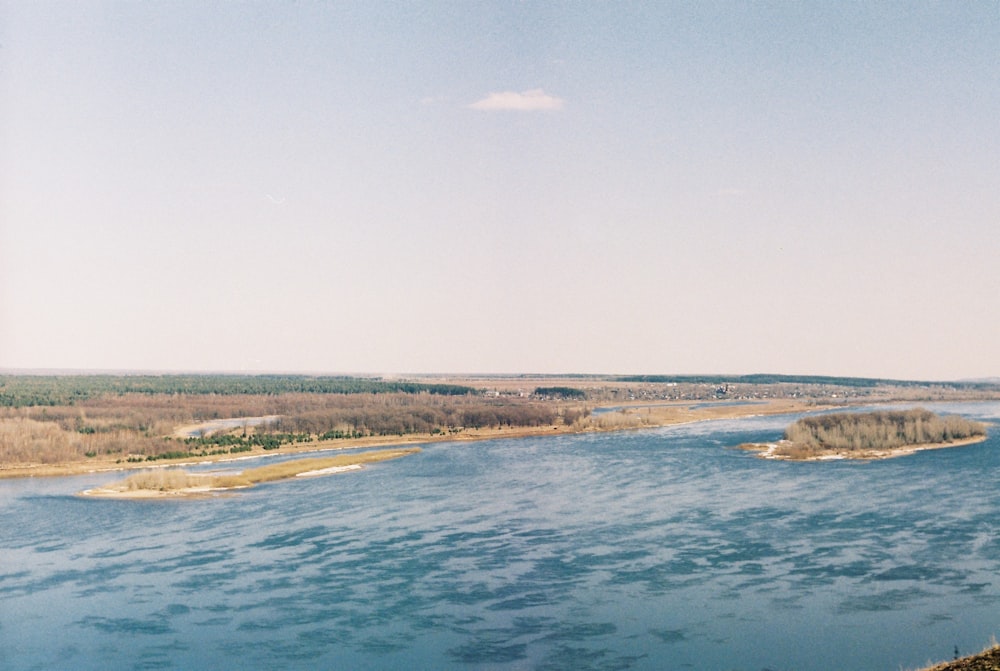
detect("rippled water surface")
(3, 402), (1000, 670)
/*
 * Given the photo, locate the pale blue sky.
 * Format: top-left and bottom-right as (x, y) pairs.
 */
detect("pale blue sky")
(1, 2), (998, 379)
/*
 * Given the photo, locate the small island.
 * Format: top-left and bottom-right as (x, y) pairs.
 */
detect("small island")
(81, 447), (421, 499)
(741, 408), (988, 461)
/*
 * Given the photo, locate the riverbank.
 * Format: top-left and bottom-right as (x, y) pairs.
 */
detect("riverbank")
(0, 398), (826, 479)
(918, 644), (1000, 670)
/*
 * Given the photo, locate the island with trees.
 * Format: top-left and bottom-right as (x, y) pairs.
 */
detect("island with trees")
(741, 408), (989, 461)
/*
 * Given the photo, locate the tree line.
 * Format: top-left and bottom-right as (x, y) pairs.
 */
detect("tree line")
(0, 375), (475, 407)
(534, 387), (587, 399)
(0, 391), (568, 465)
(270, 400), (558, 435)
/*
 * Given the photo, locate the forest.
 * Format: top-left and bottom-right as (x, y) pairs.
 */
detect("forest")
(0, 384), (579, 466)
(0, 374), (475, 407)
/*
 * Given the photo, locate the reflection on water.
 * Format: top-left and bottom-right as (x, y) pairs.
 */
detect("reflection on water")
(1, 402), (999, 671)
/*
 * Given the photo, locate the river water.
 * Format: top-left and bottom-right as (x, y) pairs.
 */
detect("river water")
(2, 402), (999, 671)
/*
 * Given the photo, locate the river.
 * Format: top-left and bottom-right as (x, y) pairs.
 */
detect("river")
(2, 401), (998, 670)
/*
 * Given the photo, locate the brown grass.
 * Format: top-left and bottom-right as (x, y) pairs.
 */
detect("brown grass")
(121, 469), (219, 491)
(916, 641), (1000, 671)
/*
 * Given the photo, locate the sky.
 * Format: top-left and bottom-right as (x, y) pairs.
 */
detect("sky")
(1, 2), (998, 380)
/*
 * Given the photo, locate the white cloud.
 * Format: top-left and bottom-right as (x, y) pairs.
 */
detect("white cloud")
(468, 89), (565, 112)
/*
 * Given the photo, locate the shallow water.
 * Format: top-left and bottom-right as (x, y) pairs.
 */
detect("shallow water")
(2, 402), (999, 670)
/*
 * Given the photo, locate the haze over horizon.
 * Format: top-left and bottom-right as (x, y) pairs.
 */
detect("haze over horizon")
(2, 3), (998, 381)
(0, 367), (997, 387)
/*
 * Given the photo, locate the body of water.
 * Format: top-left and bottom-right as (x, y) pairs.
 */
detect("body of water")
(2, 402), (999, 670)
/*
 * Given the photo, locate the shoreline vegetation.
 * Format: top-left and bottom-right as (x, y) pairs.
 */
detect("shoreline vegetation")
(740, 408), (989, 461)
(2, 397), (824, 480)
(1, 373), (997, 480)
(918, 642), (1000, 671)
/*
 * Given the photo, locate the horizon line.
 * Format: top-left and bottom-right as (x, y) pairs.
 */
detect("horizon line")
(0, 367), (995, 386)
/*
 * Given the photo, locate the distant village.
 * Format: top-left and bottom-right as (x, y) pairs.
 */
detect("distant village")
(473, 378), (999, 405)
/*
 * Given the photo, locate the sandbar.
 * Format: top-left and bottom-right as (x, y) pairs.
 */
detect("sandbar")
(743, 434), (988, 462)
(80, 448), (420, 499)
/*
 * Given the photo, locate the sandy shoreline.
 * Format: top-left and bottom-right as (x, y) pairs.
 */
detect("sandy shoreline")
(79, 448), (421, 499)
(81, 483), (248, 499)
(172, 415), (280, 439)
(744, 434), (989, 461)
